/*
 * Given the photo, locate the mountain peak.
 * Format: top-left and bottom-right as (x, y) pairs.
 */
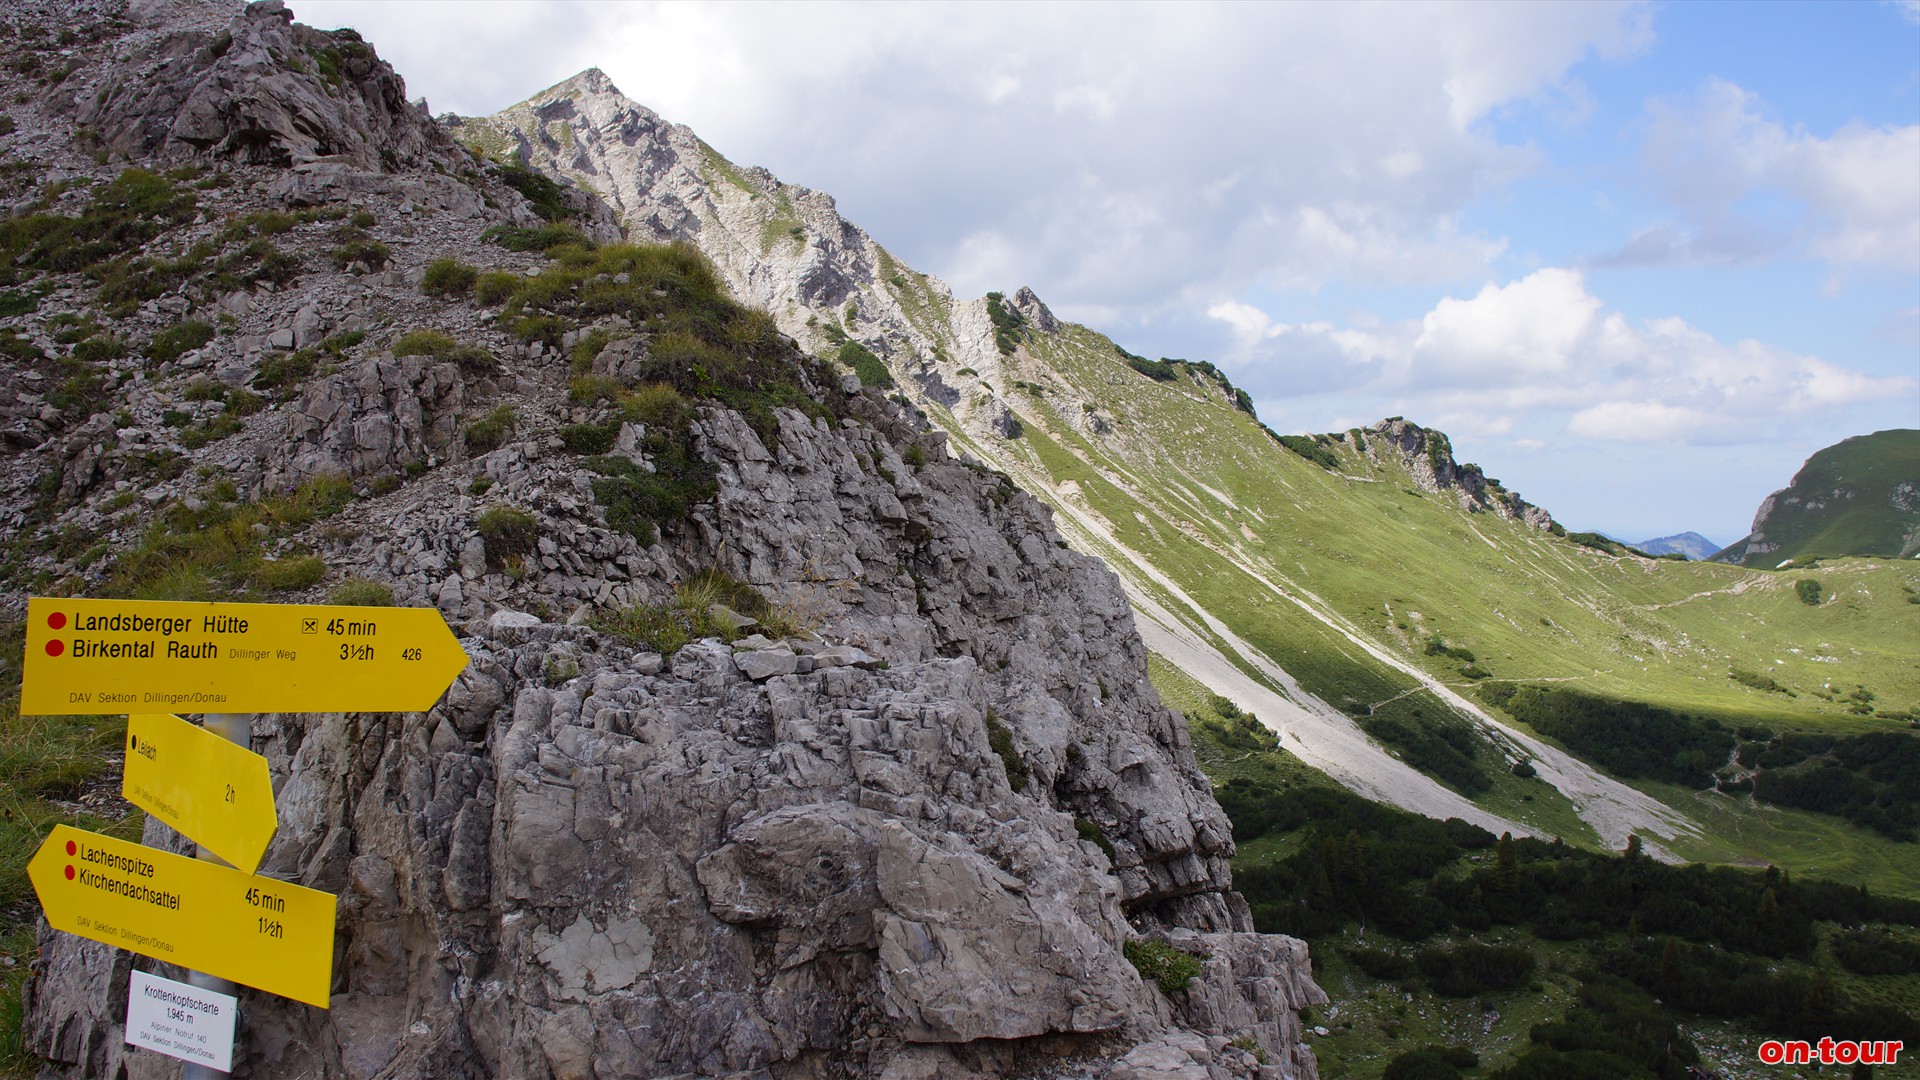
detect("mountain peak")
(532, 66), (626, 105)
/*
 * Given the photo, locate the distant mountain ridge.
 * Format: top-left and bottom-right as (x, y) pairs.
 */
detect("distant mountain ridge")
(1711, 429), (1920, 566)
(1634, 532), (1721, 560)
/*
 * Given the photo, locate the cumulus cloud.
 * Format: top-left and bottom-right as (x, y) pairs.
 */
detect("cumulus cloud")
(1212, 268), (1916, 445)
(1603, 78), (1920, 275)
(293, 0), (1650, 312)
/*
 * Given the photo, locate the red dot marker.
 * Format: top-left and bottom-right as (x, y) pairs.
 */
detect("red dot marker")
(65, 840), (76, 856)
(47, 612), (65, 630)
(44, 640), (63, 657)
(64, 866), (74, 881)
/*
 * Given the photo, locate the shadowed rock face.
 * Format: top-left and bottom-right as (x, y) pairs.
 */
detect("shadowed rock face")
(10, 2), (1322, 1076)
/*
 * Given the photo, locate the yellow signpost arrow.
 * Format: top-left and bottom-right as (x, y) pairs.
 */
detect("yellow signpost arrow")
(122, 713), (277, 876)
(28, 825), (335, 1008)
(20, 598), (468, 715)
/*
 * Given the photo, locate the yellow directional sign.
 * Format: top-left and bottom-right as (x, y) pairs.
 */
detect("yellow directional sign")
(29, 825), (335, 1008)
(20, 598), (468, 716)
(122, 714), (277, 875)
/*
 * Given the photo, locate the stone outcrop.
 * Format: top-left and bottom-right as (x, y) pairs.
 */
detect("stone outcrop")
(76, 0), (460, 171)
(1366, 418), (1556, 530)
(270, 353), (468, 484)
(26, 396), (1324, 1079)
(4, 4), (1322, 1075)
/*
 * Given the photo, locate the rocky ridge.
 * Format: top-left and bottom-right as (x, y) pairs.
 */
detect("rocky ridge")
(1361, 419), (1554, 530)
(2, 2), (1322, 1077)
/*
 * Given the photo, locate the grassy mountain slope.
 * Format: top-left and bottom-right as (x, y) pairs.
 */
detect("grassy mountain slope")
(1715, 429), (1920, 566)
(477, 78), (1920, 887)
(928, 320), (1919, 879)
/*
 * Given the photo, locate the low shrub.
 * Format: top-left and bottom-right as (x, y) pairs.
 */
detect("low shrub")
(559, 423), (617, 454)
(252, 555), (325, 592)
(465, 406), (516, 452)
(984, 711), (1030, 792)
(475, 506), (538, 570)
(1123, 939), (1205, 994)
(329, 225), (389, 270)
(495, 164), (573, 221)
(327, 578), (395, 607)
(145, 320), (215, 365)
(591, 568), (802, 656)
(474, 270), (521, 304)
(422, 257), (478, 297)
(481, 223), (587, 252)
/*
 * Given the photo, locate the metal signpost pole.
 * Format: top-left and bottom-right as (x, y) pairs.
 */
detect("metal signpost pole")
(181, 713), (247, 1080)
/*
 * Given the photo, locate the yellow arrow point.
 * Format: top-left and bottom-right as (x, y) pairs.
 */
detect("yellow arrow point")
(122, 714), (277, 875)
(29, 825), (335, 1007)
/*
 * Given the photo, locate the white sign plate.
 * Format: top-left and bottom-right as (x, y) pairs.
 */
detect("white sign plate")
(125, 970), (236, 1073)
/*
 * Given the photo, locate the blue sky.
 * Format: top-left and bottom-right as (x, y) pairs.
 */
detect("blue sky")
(298, 0), (1919, 545)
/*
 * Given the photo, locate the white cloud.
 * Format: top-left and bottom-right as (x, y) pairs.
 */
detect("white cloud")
(1610, 79), (1920, 275)
(1413, 268), (1601, 381)
(291, 0), (1651, 311)
(1210, 268), (1917, 445)
(1568, 401), (1713, 442)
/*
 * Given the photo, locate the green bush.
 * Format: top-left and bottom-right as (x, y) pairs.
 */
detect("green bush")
(474, 270), (521, 304)
(1795, 578), (1822, 606)
(592, 568), (803, 655)
(480, 223), (588, 253)
(835, 340), (893, 388)
(585, 453), (715, 546)
(0, 168), (195, 277)
(984, 711), (1030, 792)
(253, 348), (317, 394)
(388, 329), (495, 372)
(1123, 939), (1205, 994)
(145, 320), (215, 365)
(476, 506), (538, 570)
(495, 164), (572, 221)
(984, 291), (1025, 355)
(559, 423), (618, 454)
(327, 578), (394, 606)
(329, 225), (389, 270)
(1074, 817), (1116, 861)
(465, 406), (517, 452)
(252, 555), (325, 592)
(1276, 434), (1340, 471)
(422, 258), (478, 297)
(1127, 356), (1180, 381)
(1382, 1046), (1478, 1080)
(391, 329), (457, 357)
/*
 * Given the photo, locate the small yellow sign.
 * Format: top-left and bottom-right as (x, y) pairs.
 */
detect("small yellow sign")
(20, 598), (468, 716)
(29, 825), (335, 1008)
(122, 714), (277, 875)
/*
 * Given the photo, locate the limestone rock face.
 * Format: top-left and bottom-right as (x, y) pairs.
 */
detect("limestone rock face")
(1366, 417), (1556, 530)
(269, 353), (468, 485)
(8, 4), (1322, 1076)
(463, 69), (1011, 407)
(76, 0), (460, 171)
(27, 393), (1323, 1078)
